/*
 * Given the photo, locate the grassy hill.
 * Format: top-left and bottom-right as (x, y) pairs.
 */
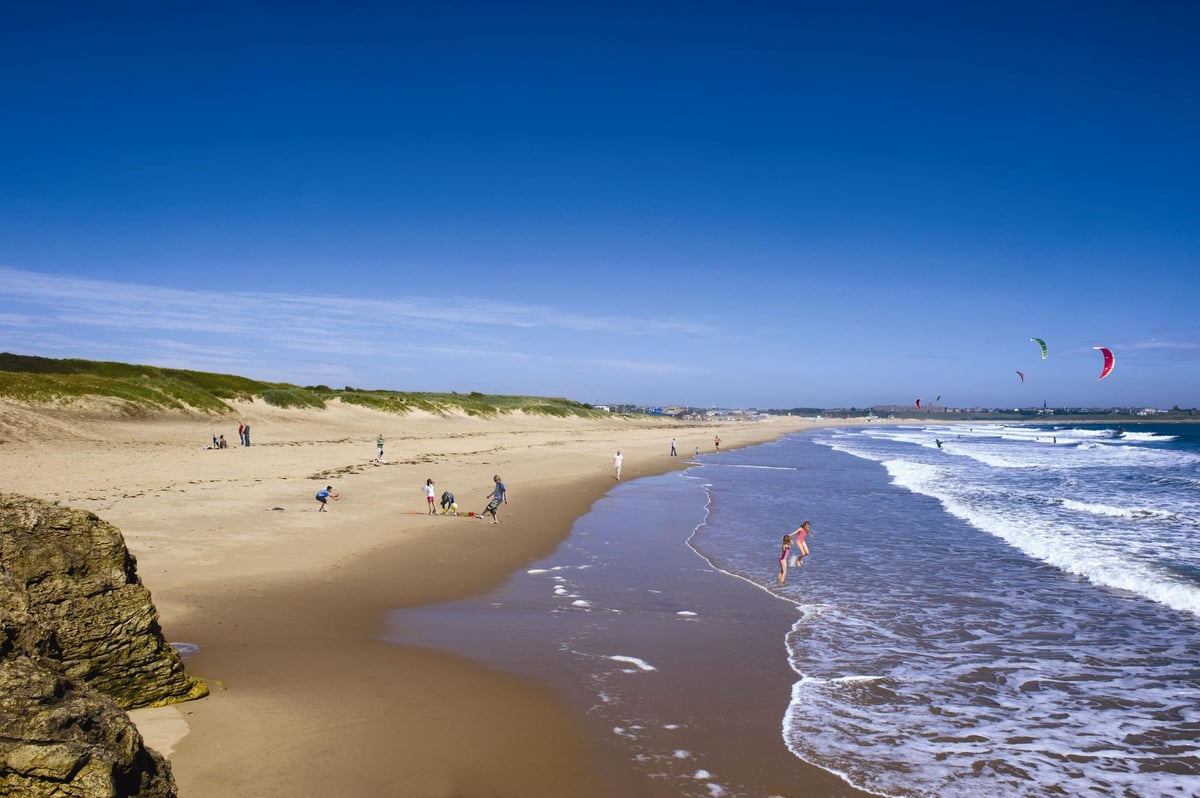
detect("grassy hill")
(0, 353), (604, 418)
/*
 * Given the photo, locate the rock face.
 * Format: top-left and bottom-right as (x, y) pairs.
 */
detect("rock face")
(1, 494), (206, 797)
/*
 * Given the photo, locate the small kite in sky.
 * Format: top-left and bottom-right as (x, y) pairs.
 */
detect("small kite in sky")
(1030, 337), (1048, 359)
(915, 398), (922, 410)
(1093, 346), (1115, 380)
(1016, 370), (1026, 383)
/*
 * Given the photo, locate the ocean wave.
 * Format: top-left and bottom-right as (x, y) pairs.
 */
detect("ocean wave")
(1058, 498), (1198, 525)
(872, 456), (1200, 617)
(890, 468), (1200, 618)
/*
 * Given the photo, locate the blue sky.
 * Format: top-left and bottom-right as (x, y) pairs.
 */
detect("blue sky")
(2, 2), (1197, 409)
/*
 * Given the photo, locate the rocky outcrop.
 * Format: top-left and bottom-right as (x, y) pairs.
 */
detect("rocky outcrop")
(0, 495), (206, 708)
(1, 494), (205, 796)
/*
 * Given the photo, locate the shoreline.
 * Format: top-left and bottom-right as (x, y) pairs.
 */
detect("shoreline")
(392, 466), (880, 797)
(0, 399), (847, 795)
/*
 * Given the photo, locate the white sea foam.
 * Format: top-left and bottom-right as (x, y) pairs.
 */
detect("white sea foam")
(608, 655), (656, 671)
(1059, 498), (1197, 524)
(881, 458), (1200, 618)
(840, 425), (1199, 474)
(169, 642), (200, 659)
(676, 610), (698, 616)
(527, 564), (593, 574)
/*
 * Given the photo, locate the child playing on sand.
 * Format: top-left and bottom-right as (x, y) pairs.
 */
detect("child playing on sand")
(440, 490), (457, 515)
(479, 474), (507, 524)
(315, 486), (339, 511)
(424, 478), (437, 514)
(375, 434), (385, 463)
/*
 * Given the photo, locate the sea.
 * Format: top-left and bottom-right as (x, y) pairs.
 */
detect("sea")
(388, 422), (1200, 797)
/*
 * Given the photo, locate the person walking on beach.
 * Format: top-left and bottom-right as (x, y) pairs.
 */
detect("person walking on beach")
(714, 435), (721, 452)
(670, 437), (677, 456)
(423, 478), (437, 514)
(375, 434), (385, 463)
(315, 485), (339, 511)
(789, 521), (813, 566)
(479, 474), (507, 524)
(243, 422), (251, 446)
(238, 422), (246, 446)
(614, 450), (623, 481)
(440, 490), (457, 515)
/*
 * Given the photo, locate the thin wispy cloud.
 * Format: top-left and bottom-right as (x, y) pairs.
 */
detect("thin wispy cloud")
(1, 267), (718, 343)
(1122, 339), (1200, 352)
(589, 358), (711, 377)
(0, 266), (713, 395)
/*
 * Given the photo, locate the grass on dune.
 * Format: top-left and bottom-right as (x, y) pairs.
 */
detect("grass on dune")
(0, 353), (604, 418)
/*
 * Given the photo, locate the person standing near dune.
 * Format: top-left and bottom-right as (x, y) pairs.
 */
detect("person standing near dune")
(613, 450), (623, 481)
(375, 434), (385, 463)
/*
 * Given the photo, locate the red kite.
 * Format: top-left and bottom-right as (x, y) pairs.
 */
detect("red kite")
(1093, 346), (1115, 380)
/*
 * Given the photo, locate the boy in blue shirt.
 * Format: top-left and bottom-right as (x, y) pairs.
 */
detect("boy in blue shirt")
(315, 485), (339, 512)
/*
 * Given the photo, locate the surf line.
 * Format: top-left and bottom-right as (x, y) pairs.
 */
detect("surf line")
(701, 464), (801, 471)
(679, 472), (806, 609)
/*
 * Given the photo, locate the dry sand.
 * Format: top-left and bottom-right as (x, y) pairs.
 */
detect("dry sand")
(0, 398), (852, 796)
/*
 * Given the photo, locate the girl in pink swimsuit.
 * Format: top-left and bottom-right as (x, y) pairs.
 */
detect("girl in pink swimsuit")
(778, 534), (793, 585)
(790, 521), (813, 565)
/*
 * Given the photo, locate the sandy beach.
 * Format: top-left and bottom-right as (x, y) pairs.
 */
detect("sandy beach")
(0, 399), (862, 796)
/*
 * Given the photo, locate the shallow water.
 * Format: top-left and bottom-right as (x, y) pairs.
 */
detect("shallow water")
(389, 423), (1200, 797)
